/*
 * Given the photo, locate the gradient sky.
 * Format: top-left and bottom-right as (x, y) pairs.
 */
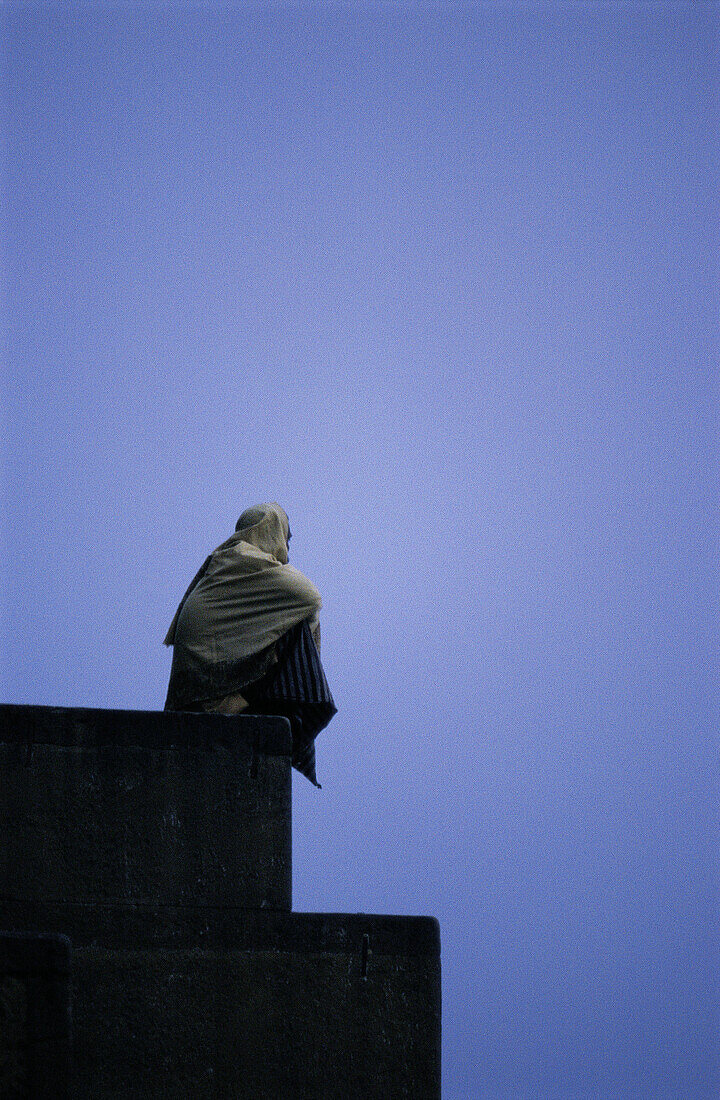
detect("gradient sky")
(2, 3), (718, 1097)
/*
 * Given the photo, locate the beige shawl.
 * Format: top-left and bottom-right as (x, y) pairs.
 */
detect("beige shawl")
(164, 503), (321, 668)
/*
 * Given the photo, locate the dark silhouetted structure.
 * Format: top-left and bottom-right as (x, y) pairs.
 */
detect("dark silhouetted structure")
(0, 704), (441, 1098)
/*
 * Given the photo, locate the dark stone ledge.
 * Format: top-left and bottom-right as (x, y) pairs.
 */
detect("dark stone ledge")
(0, 705), (292, 913)
(0, 704), (292, 756)
(0, 901), (439, 958)
(71, 918), (441, 1099)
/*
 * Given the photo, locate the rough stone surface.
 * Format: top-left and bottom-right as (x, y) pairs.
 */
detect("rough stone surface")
(68, 913), (440, 1100)
(0, 932), (71, 1100)
(0, 705), (292, 914)
(0, 706), (442, 1098)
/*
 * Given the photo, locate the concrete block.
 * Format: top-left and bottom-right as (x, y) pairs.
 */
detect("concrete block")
(0, 705), (292, 916)
(0, 931), (71, 1100)
(0, 707), (442, 1097)
(66, 913), (440, 1099)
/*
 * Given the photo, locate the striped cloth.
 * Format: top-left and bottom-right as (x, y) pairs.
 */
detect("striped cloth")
(243, 618), (337, 787)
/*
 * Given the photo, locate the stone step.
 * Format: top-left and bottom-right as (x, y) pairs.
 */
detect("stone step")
(0, 705), (292, 916)
(0, 706), (442, 1097)
(25, 912), (439, 1099)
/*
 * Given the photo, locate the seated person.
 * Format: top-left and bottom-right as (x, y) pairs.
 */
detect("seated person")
(163, 502), (336, 787)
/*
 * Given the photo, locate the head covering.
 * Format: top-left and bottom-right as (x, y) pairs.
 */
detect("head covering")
(164, 503), (320, 670)
(235, 502), (290, 564)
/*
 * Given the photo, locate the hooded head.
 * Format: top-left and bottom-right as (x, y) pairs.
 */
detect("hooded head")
(235, 502), (290, 564)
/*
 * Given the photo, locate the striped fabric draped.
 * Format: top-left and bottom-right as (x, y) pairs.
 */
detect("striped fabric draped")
(244, 618), (337, 787)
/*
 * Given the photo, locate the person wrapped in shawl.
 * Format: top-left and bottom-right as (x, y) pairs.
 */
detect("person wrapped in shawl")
(163, 503), (336, 787)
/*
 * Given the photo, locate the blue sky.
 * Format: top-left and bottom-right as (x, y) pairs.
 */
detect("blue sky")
(2, 3), (717, 1096)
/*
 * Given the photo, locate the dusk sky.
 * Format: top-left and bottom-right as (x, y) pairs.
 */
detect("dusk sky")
(2, 3), (717, 1096)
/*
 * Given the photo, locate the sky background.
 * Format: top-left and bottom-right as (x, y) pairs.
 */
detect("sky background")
(1, 2), (717, 1096)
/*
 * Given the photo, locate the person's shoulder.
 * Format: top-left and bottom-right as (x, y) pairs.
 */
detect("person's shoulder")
(274, 564), (322, 607)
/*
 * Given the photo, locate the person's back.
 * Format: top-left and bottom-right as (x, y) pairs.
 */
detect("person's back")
(164, 503), (336, 786)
